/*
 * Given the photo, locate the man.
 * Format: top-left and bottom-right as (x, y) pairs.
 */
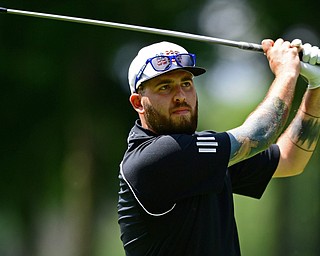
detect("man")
(117, 39), (320, 255)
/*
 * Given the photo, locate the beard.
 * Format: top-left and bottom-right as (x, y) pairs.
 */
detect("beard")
(144, 100), (198, 135)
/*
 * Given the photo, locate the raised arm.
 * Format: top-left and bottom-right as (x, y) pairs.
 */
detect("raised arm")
(274, 47), (320, 177)
(227, 39), (301, 167)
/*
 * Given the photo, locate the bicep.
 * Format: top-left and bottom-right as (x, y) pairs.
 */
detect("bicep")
(273, 134), (311, 177)
(227, 127), (264, 167)
(274, 108), (320, 177)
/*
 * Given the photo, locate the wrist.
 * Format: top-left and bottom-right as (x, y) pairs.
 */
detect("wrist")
(276, 71), (299, 81)
(274, 72), (299, 89)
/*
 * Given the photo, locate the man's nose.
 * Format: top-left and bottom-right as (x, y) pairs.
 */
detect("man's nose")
(173, 86), (186, 103)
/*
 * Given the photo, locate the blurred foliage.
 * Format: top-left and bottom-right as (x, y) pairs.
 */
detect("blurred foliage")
(0, 0), (319, 255)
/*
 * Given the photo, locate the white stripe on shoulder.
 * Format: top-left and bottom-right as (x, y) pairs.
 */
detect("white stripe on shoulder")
(196, 136), (218, 153)
(196, 141), (218, 147)
(197, 136), (216, 141)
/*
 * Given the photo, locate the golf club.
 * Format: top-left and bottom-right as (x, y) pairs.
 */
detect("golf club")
(0, 7), (263, 52)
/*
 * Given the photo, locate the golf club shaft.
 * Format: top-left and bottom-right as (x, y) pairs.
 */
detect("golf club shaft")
(0, 7), (263, 52)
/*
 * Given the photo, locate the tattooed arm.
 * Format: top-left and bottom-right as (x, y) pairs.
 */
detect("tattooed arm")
(227, 39), (301, 167)
(274, 87), (320, 177)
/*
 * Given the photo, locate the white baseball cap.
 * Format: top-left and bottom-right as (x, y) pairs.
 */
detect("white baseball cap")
(128, 41), (206, 93)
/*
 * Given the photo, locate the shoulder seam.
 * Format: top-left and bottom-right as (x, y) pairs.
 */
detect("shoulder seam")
(120, 161), (176, 217)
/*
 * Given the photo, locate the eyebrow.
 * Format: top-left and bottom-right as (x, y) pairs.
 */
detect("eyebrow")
(181, 74), (194, 81)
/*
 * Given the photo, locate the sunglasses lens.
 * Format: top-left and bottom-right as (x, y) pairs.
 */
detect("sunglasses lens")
(151, 56), (171, 71)
(176, 54), (195, 66)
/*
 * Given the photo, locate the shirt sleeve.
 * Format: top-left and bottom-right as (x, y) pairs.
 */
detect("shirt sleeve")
(228, 144), (280, 199)
(121, 132), (231, 214)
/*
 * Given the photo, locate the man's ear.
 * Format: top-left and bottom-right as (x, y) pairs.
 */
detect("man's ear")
(129, 93), (144, 114)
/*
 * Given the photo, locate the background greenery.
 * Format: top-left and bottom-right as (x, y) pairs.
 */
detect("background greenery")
(0, 0), (319, 255)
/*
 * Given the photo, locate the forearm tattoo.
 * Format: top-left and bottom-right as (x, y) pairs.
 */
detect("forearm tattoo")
(230, 97), (289, 163)
(287, 109), (320, 152)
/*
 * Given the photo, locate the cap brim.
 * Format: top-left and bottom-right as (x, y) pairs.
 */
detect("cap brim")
(181, 66), (206, 77)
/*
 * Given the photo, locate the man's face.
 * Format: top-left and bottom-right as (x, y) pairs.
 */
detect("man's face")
(139, 70), (198, 135)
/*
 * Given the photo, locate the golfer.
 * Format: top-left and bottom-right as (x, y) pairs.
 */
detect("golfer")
(117, 39), (320, 255)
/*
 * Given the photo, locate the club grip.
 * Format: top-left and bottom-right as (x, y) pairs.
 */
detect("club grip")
(0, 7), (8, 13)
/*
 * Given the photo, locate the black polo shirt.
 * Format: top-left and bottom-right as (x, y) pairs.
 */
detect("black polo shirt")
(118, 120), (280, 256)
